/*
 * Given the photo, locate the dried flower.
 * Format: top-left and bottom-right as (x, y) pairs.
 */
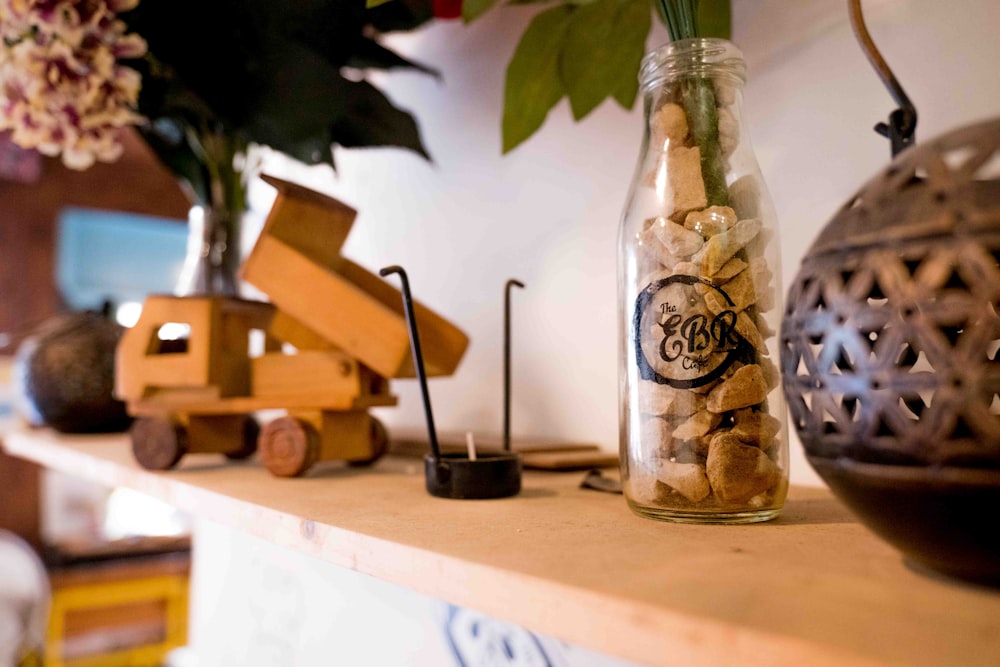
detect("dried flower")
(0, 0), (147, 169)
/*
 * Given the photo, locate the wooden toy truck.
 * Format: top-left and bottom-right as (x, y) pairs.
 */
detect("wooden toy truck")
(116, 177), (469, 476)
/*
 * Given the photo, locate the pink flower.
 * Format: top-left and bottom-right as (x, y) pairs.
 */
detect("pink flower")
(0, 0), (147, 169)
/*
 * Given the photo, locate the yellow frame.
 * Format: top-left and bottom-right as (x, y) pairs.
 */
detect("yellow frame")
(45, 574), (189, 667)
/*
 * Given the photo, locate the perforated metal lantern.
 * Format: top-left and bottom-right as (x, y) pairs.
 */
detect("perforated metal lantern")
(781, 118), (1000, 586)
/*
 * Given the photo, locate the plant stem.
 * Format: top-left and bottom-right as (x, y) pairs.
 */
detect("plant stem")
(682, 77), (729, 207)
(659, 0), (730, 207)
(660, 0), (699, 41)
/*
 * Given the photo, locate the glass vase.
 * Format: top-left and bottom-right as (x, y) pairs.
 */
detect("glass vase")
(174, 158), (246, 298)
(175, 202), (241, 297)
(618, 38), (788, 523)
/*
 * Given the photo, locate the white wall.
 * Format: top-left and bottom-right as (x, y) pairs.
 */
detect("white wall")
(253, 0), (1000, 487)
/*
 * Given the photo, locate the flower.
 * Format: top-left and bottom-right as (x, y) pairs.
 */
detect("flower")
(0, 0), (147, 169)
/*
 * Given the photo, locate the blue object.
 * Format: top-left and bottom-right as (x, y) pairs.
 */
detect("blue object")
(56, 207), (187, 310)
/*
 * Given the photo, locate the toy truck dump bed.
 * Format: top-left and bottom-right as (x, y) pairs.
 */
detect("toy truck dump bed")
(240, 175), (469, 379)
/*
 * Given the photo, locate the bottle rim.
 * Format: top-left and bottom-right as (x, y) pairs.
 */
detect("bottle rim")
(639, 38), (746, 92)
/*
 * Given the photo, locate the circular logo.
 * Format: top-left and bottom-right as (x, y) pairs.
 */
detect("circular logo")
(633, 274), (746, 388)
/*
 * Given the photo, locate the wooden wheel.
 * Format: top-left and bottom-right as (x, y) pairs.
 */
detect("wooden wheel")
(131, 416), (188, 470)
(259, 416), (320, 477)
(348, 417), (389, 467)
(224, 415), (260, 461)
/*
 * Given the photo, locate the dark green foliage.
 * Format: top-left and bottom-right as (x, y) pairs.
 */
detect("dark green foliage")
(119, 0), (435, 201)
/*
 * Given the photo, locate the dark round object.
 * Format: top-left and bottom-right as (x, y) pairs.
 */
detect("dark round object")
(424, 453), (522, 500)
(13, 311), (131, 433)
(259, 416), (319, 477)
(810, 457), (1000, 586)
(347, 417), (389, 467)
(781, 118), (1000, 586)
(224, 415), (260, 461)
(131, 416), (188, 470)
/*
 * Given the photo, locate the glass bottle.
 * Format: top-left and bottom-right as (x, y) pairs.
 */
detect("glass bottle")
(618, 38), (788, 523)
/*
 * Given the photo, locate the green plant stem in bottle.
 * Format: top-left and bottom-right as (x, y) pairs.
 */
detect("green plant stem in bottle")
(661, 0), (729, 208)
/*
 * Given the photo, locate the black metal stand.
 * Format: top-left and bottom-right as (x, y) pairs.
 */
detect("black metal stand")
(381, 266), (522, 499)
(503, 279), (524, 452)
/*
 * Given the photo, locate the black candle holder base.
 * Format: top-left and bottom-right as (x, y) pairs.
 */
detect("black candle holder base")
(425, 453), (522, 500)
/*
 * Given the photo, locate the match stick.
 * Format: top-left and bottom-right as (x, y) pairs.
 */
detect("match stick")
(465, 431), (478, 461)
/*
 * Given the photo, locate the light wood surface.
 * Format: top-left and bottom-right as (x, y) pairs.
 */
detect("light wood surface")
(4, 427), (1000, 667)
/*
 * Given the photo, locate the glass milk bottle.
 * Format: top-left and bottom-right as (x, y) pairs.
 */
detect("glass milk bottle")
(618, 38), (788, 523)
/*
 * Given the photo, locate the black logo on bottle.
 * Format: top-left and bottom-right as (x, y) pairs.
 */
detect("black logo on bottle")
(633, 274), (746, 388)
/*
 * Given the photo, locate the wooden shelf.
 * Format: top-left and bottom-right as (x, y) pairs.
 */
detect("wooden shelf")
(4, 427), (1000, 666)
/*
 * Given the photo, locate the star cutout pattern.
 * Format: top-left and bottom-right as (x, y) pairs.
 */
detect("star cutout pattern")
(781, 119), (1000, 468)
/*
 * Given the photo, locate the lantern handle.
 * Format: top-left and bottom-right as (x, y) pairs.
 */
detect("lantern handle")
(848, 0), (917, 156)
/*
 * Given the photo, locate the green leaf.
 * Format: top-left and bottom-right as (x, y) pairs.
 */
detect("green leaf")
(697, 0), (730, 39)
(367, 0), (435, 32)
(611, 56), (640, 110)
(235, 39), (352, 164)
(138, 119), (211, 205)
(502, 5), (574, 153)
(331, 81), (430, 160)
(464, 0), (501, 22)
(348, 38), (440, 77)
(560, 0), (651, 120)
(367, 0), (394, 7)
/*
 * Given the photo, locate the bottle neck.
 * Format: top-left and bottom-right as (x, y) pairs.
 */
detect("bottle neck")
(640, 38), (746, 94)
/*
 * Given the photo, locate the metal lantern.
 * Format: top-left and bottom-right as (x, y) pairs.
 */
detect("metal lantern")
(782, 117), (1000, 586)
(781, 1), (1000, 586)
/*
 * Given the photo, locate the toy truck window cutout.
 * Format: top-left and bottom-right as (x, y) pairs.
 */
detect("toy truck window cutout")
(116, 176), (469, 477)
